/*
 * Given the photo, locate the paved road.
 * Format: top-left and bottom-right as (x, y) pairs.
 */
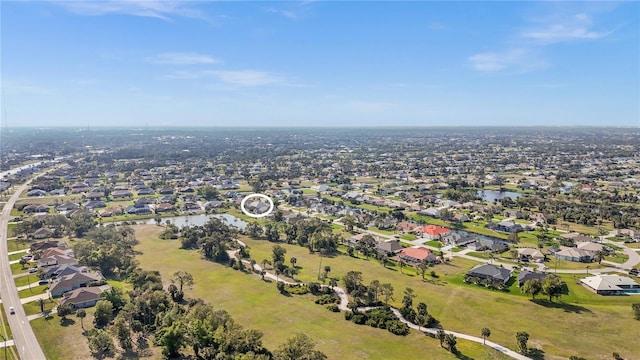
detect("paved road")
(1, 178), (47, 359)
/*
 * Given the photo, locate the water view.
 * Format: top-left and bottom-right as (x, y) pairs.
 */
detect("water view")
(477, 190), (522, 202)
(140, 213), (248, 230)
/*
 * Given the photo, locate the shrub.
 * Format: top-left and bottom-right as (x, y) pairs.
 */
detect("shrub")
(326, 304), (339, 312)
(314, 294), (339, 305)
(386, 320), (410, 336)
(352, 314), (366, 325)
(344, 311), (353, 321)
(285, 284), (309, 295)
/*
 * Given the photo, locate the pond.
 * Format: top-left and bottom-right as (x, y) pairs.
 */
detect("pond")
(477, 190), (522, 202)
(139, 213), (248, 230)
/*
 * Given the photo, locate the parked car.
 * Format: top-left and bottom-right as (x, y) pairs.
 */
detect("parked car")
(21, 254), (33, 260)
(629, 269), (639, 276)
(28, 267), (37, 273)
(38, 279), (49, 285)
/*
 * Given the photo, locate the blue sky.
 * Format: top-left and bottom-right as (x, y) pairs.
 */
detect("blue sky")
(2, 1), (638, 127)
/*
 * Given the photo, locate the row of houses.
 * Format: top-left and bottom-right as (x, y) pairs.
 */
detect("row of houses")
(29, 240), (109, 308)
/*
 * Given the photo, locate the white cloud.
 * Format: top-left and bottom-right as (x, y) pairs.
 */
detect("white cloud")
(521, 13), (614, 43)
(204, 70), (284, 87)
(165, 69), (286, 87)
(468, 49), (548, 73)
(148, 52), (220, 65)
(266, 8), (298, 20)
(51, 0), (207, 21)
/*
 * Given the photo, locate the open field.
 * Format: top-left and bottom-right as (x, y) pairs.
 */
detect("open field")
(134, 224), (640, 360)
(134, 225), (510, 360)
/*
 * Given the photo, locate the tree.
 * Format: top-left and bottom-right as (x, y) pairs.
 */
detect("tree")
(521, 278), (542, 300)
(94, 300), (114, 328)
(416, 302), (429, 330)
(19, 258), (27, 270)
(436, 329), (446, 347)
(444, 333), (457, 353)
(632, 303), (640, 320)
(168, 283), (180, 302)
(100, 287), (126, 313)
(290, 257), (297, 268)
(612, 352), (624, 360)
(380, 283), (394, 306)
(273, 333), (327, 360)
(402, 287), (416, 310)
(542, 274), (565, 302)
(157, 322), (186, 358)
(113, 316), (133, 350)
(272, 245), (287, 264)
(417, 260), (428, 280)
(57, 303), (73, 321)
(342, 271), (363, 294)
(37, 298), (45, 314)
(516, 331), (529, 354)
(481, 327), (491, 345)
(87, 329), (115, 357)
(76, 308), (87, 330)
(172, 271), (194, 294)
(594, 249), (606, 264)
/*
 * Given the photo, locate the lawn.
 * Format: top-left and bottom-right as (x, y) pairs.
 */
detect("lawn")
(604, 254), (629, 264)
(7, 252), (27, 262)
(134, 225), (510, 360)
(424, 240), (442, 248)
(14, 274), (39, 288)
(6, 240), (33, 252)
(17, 284), (48, 298)
(400, 234), (416, 241)
(23, 298), (57, 316)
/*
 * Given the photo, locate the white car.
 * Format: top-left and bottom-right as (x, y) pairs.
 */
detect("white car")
(28, 267), (37, 273)
(9, 306), (15, 315)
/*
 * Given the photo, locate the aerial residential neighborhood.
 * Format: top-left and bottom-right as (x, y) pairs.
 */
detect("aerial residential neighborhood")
(0, 127), (638, 360)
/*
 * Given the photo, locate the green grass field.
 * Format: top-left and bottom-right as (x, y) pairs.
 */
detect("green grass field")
(17, 284), (48, 298)
(14, 274), (39, 288)
(23, 299), (57, 316)
(133, 224), (640, 359)
(6, 240), (33, 252)
(134, 225), (510, 360)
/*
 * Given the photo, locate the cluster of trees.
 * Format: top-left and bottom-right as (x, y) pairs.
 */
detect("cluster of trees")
(73, 224), (137, 277)
(632, 303), (640, 320)
(79, 265), (327, 360)
(521, 275), (567, 302)
(435, 330), (458, 353)
(342, 271), (395, 307)
(344, 307), (410, 336)
(248, 218), (341, 255)
(14, 211), (96, 239)
(179, 218), (239, 263)
(514, 195), (639, 229)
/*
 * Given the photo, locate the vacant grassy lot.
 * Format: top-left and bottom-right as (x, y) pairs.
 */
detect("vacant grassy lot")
(134, 224), (640, 359)
(134, 225), (509, 360)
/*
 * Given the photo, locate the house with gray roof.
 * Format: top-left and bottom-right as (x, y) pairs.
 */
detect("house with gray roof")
(466, 264), (512, 284)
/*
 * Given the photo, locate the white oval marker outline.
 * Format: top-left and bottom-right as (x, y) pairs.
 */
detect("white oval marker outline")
(240, 193), (275, 218)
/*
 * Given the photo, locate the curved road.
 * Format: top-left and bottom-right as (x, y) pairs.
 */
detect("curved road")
(1, 176), (48, 359)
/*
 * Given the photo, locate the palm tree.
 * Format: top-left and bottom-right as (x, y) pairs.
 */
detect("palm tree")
(37, 299), (45, 314)
(261, 258), (271, 271)
(481, 327), (491, 345)
(595, 250), (606, 264)
(290, 257), (297, 268)
(399, 259), (405, 274)
(76, 308), (87, 330)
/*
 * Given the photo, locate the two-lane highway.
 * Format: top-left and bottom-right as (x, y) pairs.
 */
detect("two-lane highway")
(1, 178), (47, 359)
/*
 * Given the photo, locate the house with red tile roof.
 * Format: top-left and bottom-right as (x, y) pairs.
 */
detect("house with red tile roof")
(417, 225), (451, 240)
(398, 247), (437, 264)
